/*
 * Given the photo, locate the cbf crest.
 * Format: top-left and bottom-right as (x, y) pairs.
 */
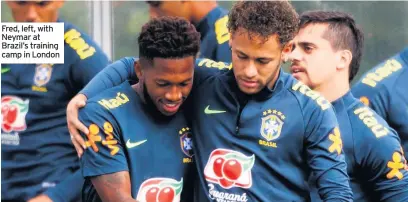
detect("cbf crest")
(179, 127), (194, 158)
(34, 64), (53, 87)
(260, 109), (285, 141)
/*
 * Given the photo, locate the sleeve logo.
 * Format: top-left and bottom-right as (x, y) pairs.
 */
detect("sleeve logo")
(85, 122), (119, 156)
(328, 127), (343, 155)
(387, 151), (406, 180)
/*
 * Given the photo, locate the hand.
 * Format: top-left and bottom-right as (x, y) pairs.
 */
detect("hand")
(67, 93), (88, 157)
(27, 194), (53, 202)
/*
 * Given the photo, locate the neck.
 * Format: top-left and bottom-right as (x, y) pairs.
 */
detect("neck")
(314, 74), (349, 102)
(132, 83), (146, 103)
(190, 1), (218, 24)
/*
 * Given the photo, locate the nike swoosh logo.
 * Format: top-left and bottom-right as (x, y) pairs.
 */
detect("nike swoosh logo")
(204, 105), (226, 114)
(1, 67), (10, 74)
(126, 139), (147, 148)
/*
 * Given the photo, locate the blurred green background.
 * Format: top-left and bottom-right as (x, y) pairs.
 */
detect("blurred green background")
(2, 1), (408, 83)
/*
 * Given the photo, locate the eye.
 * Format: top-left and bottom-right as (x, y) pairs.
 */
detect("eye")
(304, 46), (313, 53)
(16, 1), (28, 5)
(36, 1), (51, 7)
(237, 54), (247, 59)
(257, 59), (270, 65)
(156, 82), (169, 87)
(179, 82), (191, 87)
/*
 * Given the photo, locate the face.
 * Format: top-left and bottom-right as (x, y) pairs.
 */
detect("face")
(288, 23), (339, 89)
(147, 1), (191, 21)
(6, 1), (63, 23)
(136, 57), (195, 116)
(230, 29), (286, 94)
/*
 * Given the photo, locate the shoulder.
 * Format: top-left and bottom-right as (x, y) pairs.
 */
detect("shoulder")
(348, 101), (397, 140)
(86, 82), (134, 113)
(107, 57), (136, 68)
(195, 58), (231, 70)
(352, 50), (408, 100)
(287, 78), (332, 112)
(63, 21), (108, 62)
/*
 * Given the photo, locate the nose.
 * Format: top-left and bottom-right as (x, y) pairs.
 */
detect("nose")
(25, 5), (38, 22)
(243, 61), (257, 79)
(288, 46), (302, 63)
(164, 86), (182, 102)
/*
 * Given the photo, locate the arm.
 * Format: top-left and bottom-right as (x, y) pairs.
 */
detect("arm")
(305, 107), (353, 201)
(78, 102), (132, 201)
(67, 57), (136, 153)
(351, 80), (389, 119)
(355, 119), (408, 201)
(79, 57), (137, 98)
(41, 170), (84, 202)
(214, 15), (232, 63)
(68, 37), (111, 92)
(80, 57), (229, 99)
(91, 171), (136, 202)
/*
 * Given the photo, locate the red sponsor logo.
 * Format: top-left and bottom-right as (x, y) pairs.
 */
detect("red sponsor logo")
(204, 149), (255, 189)
(136, 178), (183, 202)
(1, 96), (29, 133)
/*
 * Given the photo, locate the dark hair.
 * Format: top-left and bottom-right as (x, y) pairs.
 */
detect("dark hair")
(299, 11), (364, 82)
(146, 1), (162, 8)
(228, 1), (299, 47)
(138, 16), (200, 62)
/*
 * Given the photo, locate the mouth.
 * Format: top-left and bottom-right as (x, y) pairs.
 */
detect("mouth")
(239, 79), (258, 88)
(290, 65), (306, 77)
(160, 101), (182, 114)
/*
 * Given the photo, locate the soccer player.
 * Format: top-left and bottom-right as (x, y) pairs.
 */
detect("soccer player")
(352, 47), (408, 160)
(1, 1), (109, 202)
(78, 16), (200, 202)
(146, 1), (231, 62)
(288, 11), (408, 201)
(68, 2), (353, 201)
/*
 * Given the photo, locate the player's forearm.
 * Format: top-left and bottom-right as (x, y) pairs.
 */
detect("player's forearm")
(92, 171), (135, 202)
(43, 170), (84, 202)
(80, 58), (137, 99)
(316, 165), (353, 201)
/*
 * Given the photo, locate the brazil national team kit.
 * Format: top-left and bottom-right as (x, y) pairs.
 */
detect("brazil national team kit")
(196, 6), (232, 63)
(1, 19), (109, 201)
(352, 47), (408, 160)
(310, 91), (408, 202)
(81, 57), (352, 201)
(79, 80), (195, 202)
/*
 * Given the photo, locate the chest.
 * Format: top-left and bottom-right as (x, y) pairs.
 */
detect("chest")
(113, 111), (194, 200)
(2, 63), (74, 114)
(192, 80), (307, 162)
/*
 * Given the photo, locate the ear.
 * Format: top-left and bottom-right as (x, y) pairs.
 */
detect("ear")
(281, 42), (293, 63)
(228, 33), (233, 49)
(337, 49), (352, 70)
(134, 60), (143, 80)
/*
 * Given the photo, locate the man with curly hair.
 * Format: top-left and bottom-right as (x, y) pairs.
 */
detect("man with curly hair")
(68, 1), (353, 201)
(77, 16), (201, 202)
(146, 0), (232, 62)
